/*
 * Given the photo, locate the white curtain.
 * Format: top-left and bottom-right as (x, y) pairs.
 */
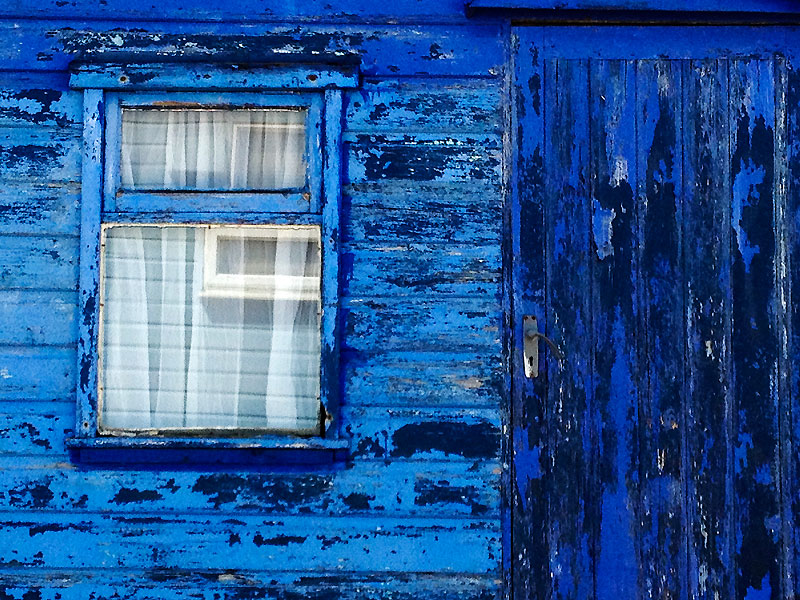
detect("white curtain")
(120, 108), (306, 190)
(101, 107), (319, 432)
(101, 226), (321, 432)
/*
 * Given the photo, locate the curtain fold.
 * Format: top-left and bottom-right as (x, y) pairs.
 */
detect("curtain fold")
(105, 107), (318, 432)
(120, 108), (306, 191)
(101, 225), (321, 432)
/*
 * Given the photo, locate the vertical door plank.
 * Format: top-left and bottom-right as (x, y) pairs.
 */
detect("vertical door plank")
(511, 28), (550, 600)
(588, 58), (641, 600)
(729, 57), (783, 600)
(544, 57), (594, 600)
(788, 58), (800, 600)
(636, 59), (687, 600)
(682, 58), (735, 600)
(772, 58), (794, 600)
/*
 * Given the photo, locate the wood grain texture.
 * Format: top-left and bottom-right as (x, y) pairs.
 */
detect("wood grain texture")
(787, 57), (800, 600)
(729, 58), (784, 600)
(682, 58), (735, 600)
(544, 57), (593, 600)
(0, 18), (506, 598)
(636, 59), (687, 599)
(0, 22), (504, 77)
(514, 37), (797, 599)
(0, 513), (500, 572)
(510, 29), (549, 600)
(0, 572), (500, 600)
(590, 58), (639, 600)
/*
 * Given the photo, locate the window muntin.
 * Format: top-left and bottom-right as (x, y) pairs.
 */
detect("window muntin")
(120, 108), (307, 191)
(99, 224), (322, 434)
(204, 226), (321, 300)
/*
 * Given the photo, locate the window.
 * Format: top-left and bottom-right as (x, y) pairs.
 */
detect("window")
(67, 63), (355, 461)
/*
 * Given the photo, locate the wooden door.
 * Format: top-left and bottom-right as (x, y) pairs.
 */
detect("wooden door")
(511, 26), (797, 600)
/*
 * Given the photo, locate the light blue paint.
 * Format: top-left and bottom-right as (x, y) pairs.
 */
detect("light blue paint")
(592, 198), (616, 260)
(732, 159), (765, 273)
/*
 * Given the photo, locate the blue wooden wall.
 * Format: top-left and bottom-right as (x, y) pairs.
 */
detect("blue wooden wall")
(0, 3), (507, 598)
(4, 2), (800, 599)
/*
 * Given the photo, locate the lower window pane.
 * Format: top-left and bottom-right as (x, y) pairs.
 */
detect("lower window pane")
(99, 224), (321, 434)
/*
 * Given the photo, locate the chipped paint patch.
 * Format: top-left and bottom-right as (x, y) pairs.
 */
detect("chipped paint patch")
(592, 198), (616, 260)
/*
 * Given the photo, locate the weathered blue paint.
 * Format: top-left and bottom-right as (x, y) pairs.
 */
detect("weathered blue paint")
(513, 24), (800, 600)
(0, 5), (506, 597)
(1, 2), (800, 599)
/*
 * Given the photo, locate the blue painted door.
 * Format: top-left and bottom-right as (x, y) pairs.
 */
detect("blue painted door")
(511, 26), (797, 600)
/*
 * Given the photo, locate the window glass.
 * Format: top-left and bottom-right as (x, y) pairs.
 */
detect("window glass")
(120, 108), (307, 191)
(99, 224), (321, 433)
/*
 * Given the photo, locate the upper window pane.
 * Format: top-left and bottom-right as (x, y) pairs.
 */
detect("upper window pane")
(120, 108), (307, 191)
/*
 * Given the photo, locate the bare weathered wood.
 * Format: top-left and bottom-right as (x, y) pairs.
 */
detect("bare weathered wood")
(510, 29), (549, 600)
(682, 58), (735, 600)
(0, 571), (501, 600)
(0, 512), (500, 572)
(729, 57), (784, 599)
(544, 57), (593, 600)
(636, 59), (687, 599)
(590, 58), (640, 599)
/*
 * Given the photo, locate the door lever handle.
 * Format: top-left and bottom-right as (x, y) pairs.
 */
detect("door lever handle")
(523, 315), (563, 378)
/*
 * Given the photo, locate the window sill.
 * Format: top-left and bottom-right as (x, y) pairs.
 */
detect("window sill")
(66, 436), (349, 468)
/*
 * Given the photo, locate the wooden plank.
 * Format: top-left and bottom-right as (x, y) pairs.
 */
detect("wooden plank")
(0, 126), (81, 182)
(0, 513), (500, 573)
(342, 242), (501, 299)
(344, 80), (502, 134)
(0, 234), (78, 292)
(321, 88), (343, 439)
(343, 350), (502, 407)
(0, 401), (72, 455)
(729, 57), (784, 599)
(0, 347), (74, 401)
(345, 134), (502, 184)
(0, 85), (80, 128)
(0, 23), (504, 78)
(773, 58), (794, 600)
(537, 26), (794, 61)
(510, 28), (549, 600)
(544, 57), (593, 600)
(343, 297), (501, 353)
(343, 405), (500, 461)
(345, 182), (503, 212)
(0, 457), (499, 517)
(469, 0), (800, 13)
(70, 62), (360, 90)
(682, 58), (735, 600)
(0, 401), (500, 462)
(0, 290), (77, 346)
(0, 571), (501, 600)
(787, 56), (800, 600)
(76, 88), (103, 438)
(589, 58), (639, 599)
(636, 59), (687, 599)
(0, 183), (80, 236)
(0, 0), (469, 23)
(342, 205), (502, 246)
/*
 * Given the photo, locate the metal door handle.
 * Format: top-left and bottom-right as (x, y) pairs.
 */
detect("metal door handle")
(523, 315), (563, 378)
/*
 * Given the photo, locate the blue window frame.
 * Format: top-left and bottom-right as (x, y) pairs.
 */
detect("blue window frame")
(66, 62), (356, 464)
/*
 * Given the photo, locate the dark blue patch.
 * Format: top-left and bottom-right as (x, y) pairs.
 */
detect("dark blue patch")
(111, 487), (164, 504)
(391, 422), (499, 458)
